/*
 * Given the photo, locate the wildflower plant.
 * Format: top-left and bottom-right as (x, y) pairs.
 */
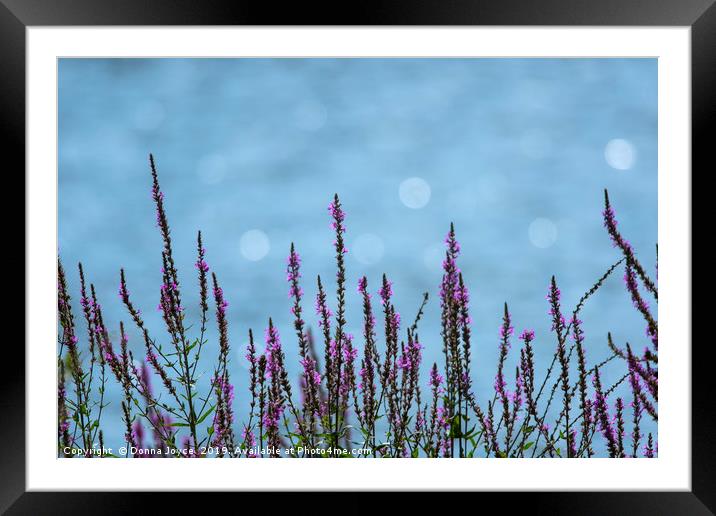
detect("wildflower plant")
(57, 155), (657, 458)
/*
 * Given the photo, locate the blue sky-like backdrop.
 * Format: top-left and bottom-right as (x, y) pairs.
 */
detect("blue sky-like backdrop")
(58, 58), (657, 451)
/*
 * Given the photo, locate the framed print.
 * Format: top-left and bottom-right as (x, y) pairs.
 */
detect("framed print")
(4, 0), (712, 512)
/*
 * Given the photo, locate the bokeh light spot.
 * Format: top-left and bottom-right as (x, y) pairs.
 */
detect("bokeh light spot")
(240, 229), (270, 261)
(528, 218), (558, 249)
(399, 177), (431, 209)
(605, 138), (636, 170)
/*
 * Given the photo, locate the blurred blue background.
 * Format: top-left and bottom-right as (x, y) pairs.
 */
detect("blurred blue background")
(58, 58), (657, 454)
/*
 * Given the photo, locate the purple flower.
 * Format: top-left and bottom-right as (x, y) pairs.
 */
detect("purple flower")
(195, 259), (209, 273)
(357, 276), (369, 296)
(378, 279), (393, 306)
(264, 324), (283, 379)
(213, 284), (228, 316)
(286, 246), (303, 299)
(429, 363), (444, 394)
(519, 329), (535, 342)
(327, 199), (346, 232)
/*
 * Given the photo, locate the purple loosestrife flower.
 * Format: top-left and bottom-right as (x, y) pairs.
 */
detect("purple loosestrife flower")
(211, 372), (236, 451)
(518, 330), (536, 418)
(264, 321), (283, 381)
(328, 196), (346, 236)
(455, 275), (471, 326)
(78, 263), (98, 362)
(119, 268), (146, 331)
(644, 433), (656, 458)
(603, 189), (658, 300)
(627, 345), (658, 422)
(440, 223), (461, 305)
(439, 224), (463, 410)
(571, 316), (590, 454)
(340, 334), (358, 401)
(512, 367), (523, 413)
(456, 273), (473, 398)
(624, 263), (658, 350)
(615, 397), (626, 457)
(549, 276), (573, 456)
(626, 344), (644, 456)
(149, 154), (177, 276)
(568, 430), (578, 458)
(378, 278), (393, 306)
(379, 275), (402, 447)
(57, 362), (72, 456)
(315, 279), (333, 327)
(399, 337), (423, 374)
(264, 318), (298, 452)
(430, 365), (444, 393)
(328, 194), (348, 449)
(212, 273), (230, 360)
(245, 330), (259, 419)
(592, 367), (621, 458)
(328, 196), (348, 448)
(195, 231), (210, 319)
(286, 244), (318, 437)
(286, 244), (303, 300)
(495, 303), (513, 427)
(602, 190), (659, 301)
(547, 276), (566, 336)
(357, 275), (379, 426)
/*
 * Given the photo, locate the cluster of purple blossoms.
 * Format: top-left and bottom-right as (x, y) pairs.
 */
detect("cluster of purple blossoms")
(454, 280), (471, 325)
(547, 281), (566, 332)
(378, 278), (393, 306)
(195, 256), (209, 274)
(512, 369), (524, 411)
(213, 283), (228, 316)
(519, 329), (535, 342)
(262, 399), (285, 433)
(242, 427), (257, 457)
(286, 249), (303, 300)
(315, 291), (333, 326)
(212, 374), (235, 446)
(300, 357), (322, 389)
(327, 199), (345, 232)
(158, 280), (182, 313)
(429, 365), (444, 395)
(439, 228), (461, 305)
(398, 338), (422, 373)
(592, 370), (619, 457)
(357, 276), (369, 296)
(603, 204), (634, 254)
(339, 335), (358, 398)
(117, 282), (130, 300)
(264, 324), (283, 380)
(499, 318), (514, 341)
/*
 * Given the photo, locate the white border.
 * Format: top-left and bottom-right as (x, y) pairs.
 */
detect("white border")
(27, 27), (691, 491)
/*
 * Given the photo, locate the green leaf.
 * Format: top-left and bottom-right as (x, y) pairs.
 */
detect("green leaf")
(522, 441), (534, 451)
(196, 404), (216, 425)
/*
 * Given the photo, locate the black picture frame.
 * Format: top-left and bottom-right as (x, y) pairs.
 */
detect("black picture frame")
(4, 0), (711, 512)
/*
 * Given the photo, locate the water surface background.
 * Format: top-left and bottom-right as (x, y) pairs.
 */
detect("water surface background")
(58, 58), (658, 454)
